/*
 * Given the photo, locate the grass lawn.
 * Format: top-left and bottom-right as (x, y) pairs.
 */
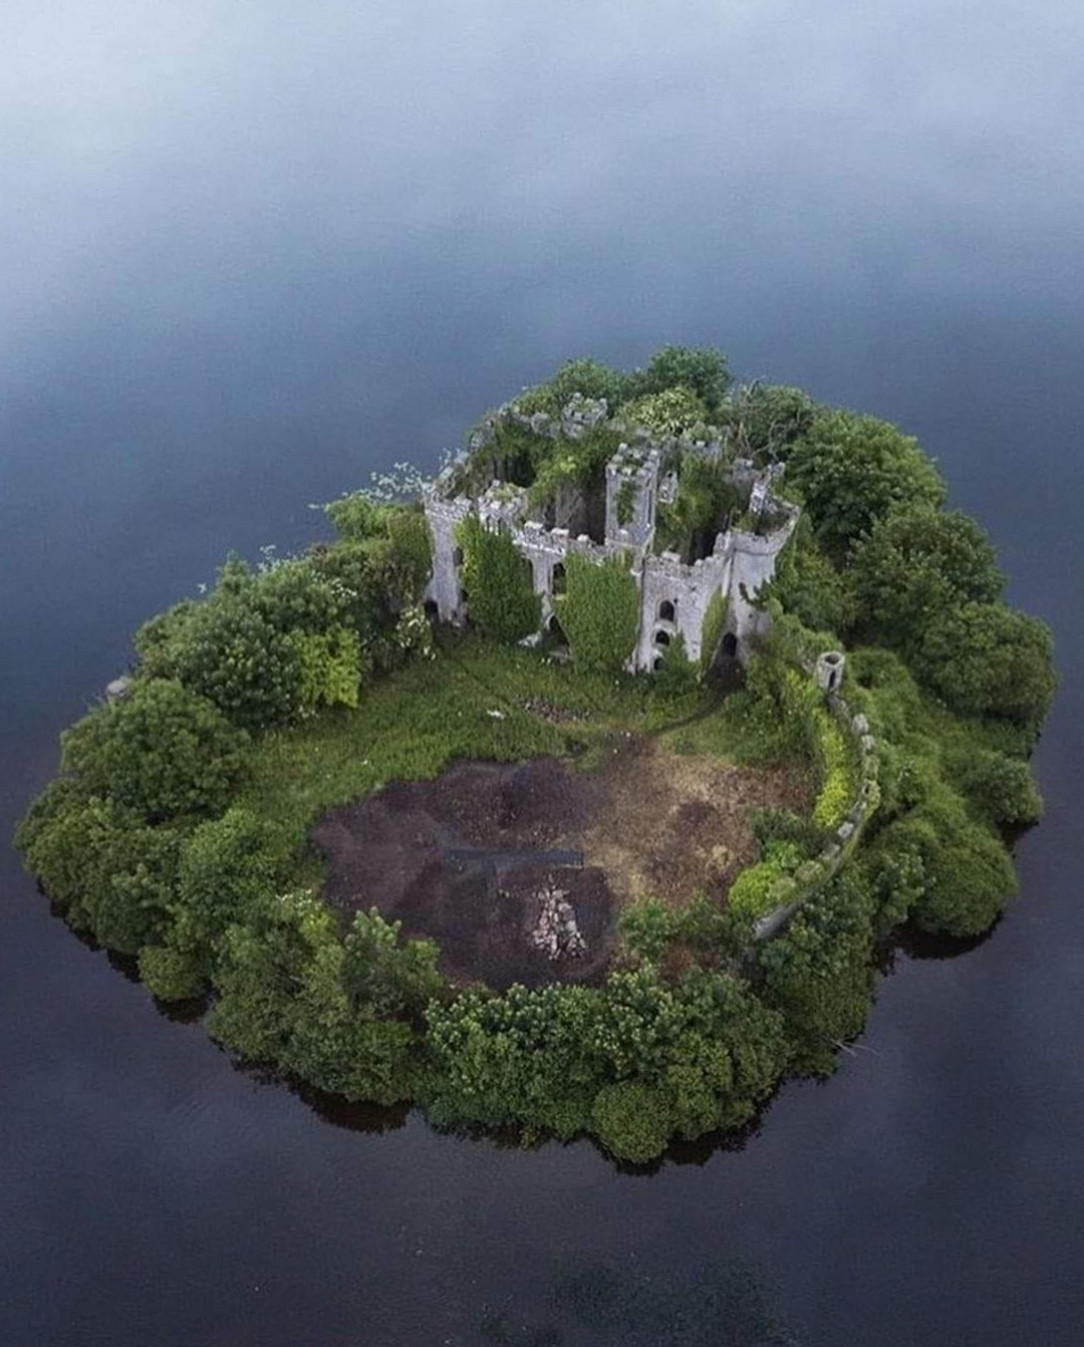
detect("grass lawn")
(236, 634), (713, 877)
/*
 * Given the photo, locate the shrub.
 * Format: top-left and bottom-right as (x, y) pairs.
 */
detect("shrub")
(786, 409), (945, 559)
(288, 626), (362, 712)
(627, 346), (731, 414)
(456, 514), (541, 643)
(342, 909), (442, 1018)
(622, 387), (708, 437)
(590, 1082), (673, 1163)
(137, 944), (206, 1001)
(767, 515), (858, 636)
(946, 747), (1043, 828)
(752, 807), (826, 861)
(558, 553), (640, 674)
(620, 899), (678, 964)
(727, 843), (803, 928)
(755, 870), (875, 1075)
(171, 807), (281, 963)
(914, 601), (1056, 729)
(60, 679), (247, 822)
(652, 632), (698, 699)
(15, 783), (181, 952)
(140, 588), (305, 729)
(811, 710), (854, 830)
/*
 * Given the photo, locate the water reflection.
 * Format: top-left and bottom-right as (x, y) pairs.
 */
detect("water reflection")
(478, 1255), (798, 1346)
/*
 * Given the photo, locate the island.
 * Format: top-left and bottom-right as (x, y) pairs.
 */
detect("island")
(16, 347), (1056, 1162)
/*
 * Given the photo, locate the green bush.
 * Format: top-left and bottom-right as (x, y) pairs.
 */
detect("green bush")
(766, 515), (858, 636)
(14, 782), (182, 952)
(850, 504), (1003, 648)
(946, 747), (1043, 828)
(622, 387), (708, 437)
(627, 346), (731, 414)
(288, 626), (362, 712)
(755, 870), (875, 1074)
(514, 358), (631, 417)
(60, 679), (247, 822)
(137, 943), (206, 1001)
(914, 601), (1056, 729)
(456, 514), (541, 643)
(728, 843), (804, 929)
(811, 709), (854, 830)
(558, 553), (640, 673)
(170, 807), (281, 964)
(620, 898), (678, 964)
(786, 409), (946, 559)
(590, 1082), (673, 1163)
(652, 632), (698, 699)
(139, 587), (305, 729)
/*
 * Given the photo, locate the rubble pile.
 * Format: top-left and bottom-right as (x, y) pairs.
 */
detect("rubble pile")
(529, 881), (586, 960)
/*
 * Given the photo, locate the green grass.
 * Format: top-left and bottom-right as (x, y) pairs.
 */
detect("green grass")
(236, 634), (703, 871)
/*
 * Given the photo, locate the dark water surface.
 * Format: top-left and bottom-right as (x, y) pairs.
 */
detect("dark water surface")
(4, 5), (1084, 1343)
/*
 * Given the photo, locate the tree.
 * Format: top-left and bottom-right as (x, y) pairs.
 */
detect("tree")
(629, 346), (731, 414)
(914, 601), (1056, 727)
(342, 909), (442, 1018)
(722, 381), (819, 462)
(171, 807), (281, 962)
(850, 504), (1004, 647)
(621, 387), (708, 437)
(139, 587), (304, 729)
(14, 781), (182, 952)
(767, 515), (858, 638)
(60, 679), (247, 823)
(515, 358), (630, 416)
(755, 870), (875, 1075)
(786, 410), (946, 559)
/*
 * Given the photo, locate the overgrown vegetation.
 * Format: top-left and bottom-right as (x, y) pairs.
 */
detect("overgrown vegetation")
(557, 553), (640, 673)
(14, 347), (1055, 1162)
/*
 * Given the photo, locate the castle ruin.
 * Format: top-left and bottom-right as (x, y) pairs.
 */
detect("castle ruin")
(423, 399), (798, 673)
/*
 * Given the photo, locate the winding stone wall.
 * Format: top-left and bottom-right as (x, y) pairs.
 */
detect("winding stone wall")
(751, 690), (880, 943)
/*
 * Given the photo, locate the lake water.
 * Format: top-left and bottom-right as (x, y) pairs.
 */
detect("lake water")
(3, 5), (1084, 1343)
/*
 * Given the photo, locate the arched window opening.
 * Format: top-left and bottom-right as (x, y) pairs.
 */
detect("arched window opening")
(658, 599), (676, 623)
(552, 562), (566, 596)
(423, 599), (438, 621)
(721, 632), (738, 658)
(548, 613), (569, 648)
(653, 655), (664, 672)
(654, 629), (671, 647)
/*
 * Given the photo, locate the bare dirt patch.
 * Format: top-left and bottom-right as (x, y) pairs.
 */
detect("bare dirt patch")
(313, 741), (808, 990)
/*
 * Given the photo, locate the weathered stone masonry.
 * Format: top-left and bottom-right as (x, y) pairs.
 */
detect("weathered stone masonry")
(423, 428), (799, 673)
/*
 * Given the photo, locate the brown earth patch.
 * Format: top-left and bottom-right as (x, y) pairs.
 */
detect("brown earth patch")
(313, 741), (809, 990)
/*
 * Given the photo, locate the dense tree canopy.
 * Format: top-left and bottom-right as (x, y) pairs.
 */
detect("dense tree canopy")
(60, 679), (247, 823)
(914, 601), (1056, 728)
(785, 410), (946, 559)
(850, 504), (1004, 647)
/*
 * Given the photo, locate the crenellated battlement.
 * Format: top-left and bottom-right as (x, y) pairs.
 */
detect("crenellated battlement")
(423, 423), (797, 673)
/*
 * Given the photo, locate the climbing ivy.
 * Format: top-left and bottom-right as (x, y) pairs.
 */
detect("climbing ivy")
(699, 591), (728, 673)
(456, 514), (541, 644)
(557, 553), (640, 674)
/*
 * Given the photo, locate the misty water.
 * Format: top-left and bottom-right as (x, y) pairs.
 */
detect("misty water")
(4, 4), (1084, 1343)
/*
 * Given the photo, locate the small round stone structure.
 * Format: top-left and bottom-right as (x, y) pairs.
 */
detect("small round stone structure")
(814, 650), (846, 694)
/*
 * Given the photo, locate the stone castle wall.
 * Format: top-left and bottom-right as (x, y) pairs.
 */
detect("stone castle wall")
(423, 439), (797, 672)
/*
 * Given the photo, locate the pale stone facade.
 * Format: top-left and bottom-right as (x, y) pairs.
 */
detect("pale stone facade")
(423, 427), (798, 674)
